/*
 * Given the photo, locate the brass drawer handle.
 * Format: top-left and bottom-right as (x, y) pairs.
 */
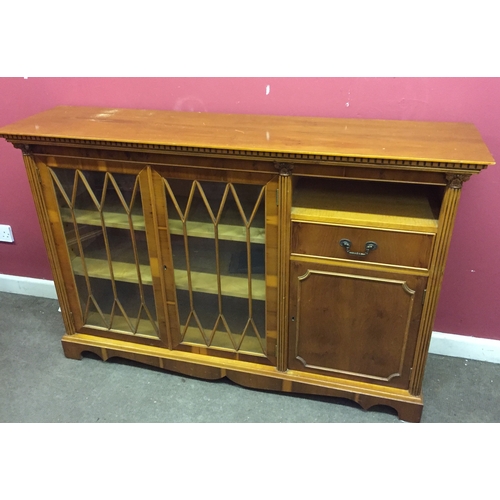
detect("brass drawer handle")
(339, 238), (378, 257)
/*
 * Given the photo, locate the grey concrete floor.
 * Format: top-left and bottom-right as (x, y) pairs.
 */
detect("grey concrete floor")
(1, 290), (499, 423)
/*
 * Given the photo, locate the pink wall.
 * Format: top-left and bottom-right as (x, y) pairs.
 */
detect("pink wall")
(0, 78), (498, 340)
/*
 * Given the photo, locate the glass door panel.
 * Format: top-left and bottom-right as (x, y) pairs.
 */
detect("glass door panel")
(50, 167), (160, 339)
(164, 178), (267, 356)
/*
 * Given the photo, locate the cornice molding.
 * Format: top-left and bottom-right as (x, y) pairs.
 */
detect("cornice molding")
(0, 134), (489, 172)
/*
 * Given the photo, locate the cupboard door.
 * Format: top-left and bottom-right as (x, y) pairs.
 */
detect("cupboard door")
(156, 171), (279, 364)
(39, 160), (166, 344)
(288, 260), (426, 388)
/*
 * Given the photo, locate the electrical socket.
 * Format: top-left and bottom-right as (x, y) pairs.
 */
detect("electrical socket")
(0, 224), (14, 243)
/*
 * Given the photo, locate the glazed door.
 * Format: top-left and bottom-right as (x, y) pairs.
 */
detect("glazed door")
(154, 169), (279, 365)
(37, 159), (167, 345)
(288, 260), (427, 389)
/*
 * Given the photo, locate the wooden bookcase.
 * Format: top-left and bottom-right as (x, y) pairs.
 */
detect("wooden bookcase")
(0, 107), (494, 421)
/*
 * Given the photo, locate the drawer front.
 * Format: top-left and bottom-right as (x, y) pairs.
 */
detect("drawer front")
(291, 222), (434, 269)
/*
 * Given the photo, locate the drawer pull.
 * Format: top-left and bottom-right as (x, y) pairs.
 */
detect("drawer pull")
(339, 238), (378, 257)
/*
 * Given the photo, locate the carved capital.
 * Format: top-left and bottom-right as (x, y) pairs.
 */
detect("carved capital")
(13, 143), (32, 156)
(446, 174), (470, 189)
(274, 161), (294, 177)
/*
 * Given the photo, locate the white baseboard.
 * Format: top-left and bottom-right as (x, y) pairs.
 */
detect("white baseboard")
(1, 273), (499, 364)
(429, 331), (500, 365)
(0, 273), (58, 299)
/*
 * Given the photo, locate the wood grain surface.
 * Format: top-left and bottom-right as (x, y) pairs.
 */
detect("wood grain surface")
(0, 106), (495, 165)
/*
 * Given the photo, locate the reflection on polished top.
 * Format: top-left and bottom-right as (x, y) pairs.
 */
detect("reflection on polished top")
(0, 106), (495, 165)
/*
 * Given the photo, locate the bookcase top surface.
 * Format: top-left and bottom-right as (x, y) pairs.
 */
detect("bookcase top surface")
(0, 106), (495, 166)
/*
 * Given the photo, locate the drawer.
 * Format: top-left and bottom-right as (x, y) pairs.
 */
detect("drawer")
(291, 222), (434, 269)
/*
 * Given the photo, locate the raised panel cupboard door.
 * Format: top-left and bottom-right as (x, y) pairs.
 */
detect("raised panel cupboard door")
(37, 160), (167, 345)
(288, 261), (427, 389)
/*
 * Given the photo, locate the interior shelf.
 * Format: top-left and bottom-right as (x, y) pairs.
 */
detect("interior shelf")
(71, 256), (153, 285)
(173, 269), (265, 300)
(71, 256), (265, 300)
(60, 207), (146, 231)
(181, 325), (266, 356)
(59, 207), (265, 243)
(292, 178), (440, 232)
(86, 311), (158, 337)
(167, 218), (265, 244)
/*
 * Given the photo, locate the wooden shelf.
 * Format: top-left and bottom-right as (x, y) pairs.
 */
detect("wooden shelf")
(86, 311), (158, 337)
(59, 208), (265, 243)
(60, 207), (146, 231)
(174, 269), (265, 301)
(71, 257), (153, 285)
(292, 179), (439, 233)
(182, 325), (265, 356)
(168, 219), (265, 244)
(71, 256), (265, 300)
